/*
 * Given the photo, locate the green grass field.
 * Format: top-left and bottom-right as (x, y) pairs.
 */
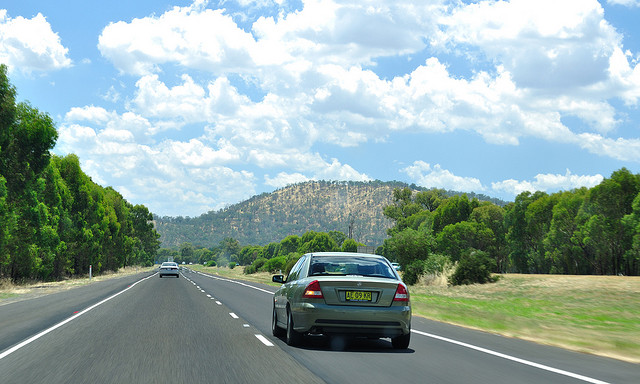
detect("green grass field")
(193, 266), (640, 363)
(409, 274), (640, 363)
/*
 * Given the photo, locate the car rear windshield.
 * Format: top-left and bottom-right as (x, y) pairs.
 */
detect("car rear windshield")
(308, 256), (396, 279)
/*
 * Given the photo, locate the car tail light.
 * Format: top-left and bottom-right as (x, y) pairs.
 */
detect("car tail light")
(393, 283), (409, 302)
(303, 280), (324, 299)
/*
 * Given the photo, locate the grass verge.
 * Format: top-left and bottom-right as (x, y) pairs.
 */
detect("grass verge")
(193, 266), (640, 364)
(0, 266), (155, 306)
(410, 274), (640, 364)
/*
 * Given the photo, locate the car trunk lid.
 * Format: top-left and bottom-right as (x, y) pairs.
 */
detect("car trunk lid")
(316, 277), (402, 307)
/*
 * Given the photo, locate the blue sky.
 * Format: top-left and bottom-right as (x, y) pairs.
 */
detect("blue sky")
(2, 0), (640, 217)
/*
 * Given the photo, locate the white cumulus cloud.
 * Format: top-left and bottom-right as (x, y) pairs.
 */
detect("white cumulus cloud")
(402, 161), (485, 192)
(264, 172), (310, 188)
(0, 10), (71, 73)
(98, 5), (256, 76)
(492, 170), (604, 196)
(607, 0), (640, 6)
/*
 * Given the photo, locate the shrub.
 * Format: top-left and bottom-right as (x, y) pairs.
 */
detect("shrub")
(449, 249), (497, 286)
(419, 254), (454, 286)
(228, 262), (236, 269)
(262, 255), (287, 273)
(402, 260), (426, 285)
(205, 260), (216, 267)
(423, 254), (452, 275)
(217, 257), (229, 268)
(251, 257), (267, 271)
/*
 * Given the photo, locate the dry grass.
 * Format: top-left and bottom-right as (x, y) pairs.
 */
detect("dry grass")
(0, 266), (155, 305)
(412, 264), (456, 288)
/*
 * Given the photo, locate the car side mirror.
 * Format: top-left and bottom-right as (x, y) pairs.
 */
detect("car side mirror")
(272, 274), (285, 284)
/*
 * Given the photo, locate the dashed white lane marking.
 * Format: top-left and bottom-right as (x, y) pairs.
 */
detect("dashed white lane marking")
(229, 313), (239, 319)
(411, 330), (610, 384)
(215, 301), (222, 305)
(255, 335), (274, 347)
(243, 324), (250, 328)
(0, 273), (156, 361)
(206, 294), (212, 298)
(200, 289), (205, 293)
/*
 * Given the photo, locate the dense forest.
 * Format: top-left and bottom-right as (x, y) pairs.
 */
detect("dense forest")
(154, 180), (504, 248)
(0, 65), (160, 282)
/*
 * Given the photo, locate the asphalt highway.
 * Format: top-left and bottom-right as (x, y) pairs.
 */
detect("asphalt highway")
(0, 269), (637, 384)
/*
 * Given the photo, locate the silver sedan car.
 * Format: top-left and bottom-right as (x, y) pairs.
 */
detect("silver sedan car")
(272, 252), (411, 349)
(159, 262), (180, 278)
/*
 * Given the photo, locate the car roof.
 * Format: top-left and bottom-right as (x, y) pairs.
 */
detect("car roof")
(306, 252), (384, 258)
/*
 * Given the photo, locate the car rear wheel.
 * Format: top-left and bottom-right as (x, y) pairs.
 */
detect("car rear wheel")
(391, 332), (410, 349)
(272, 306), (285, 337)
(286, 308), (302, 346)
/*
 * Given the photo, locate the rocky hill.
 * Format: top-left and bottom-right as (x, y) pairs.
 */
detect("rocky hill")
(153, 180), (505, 248)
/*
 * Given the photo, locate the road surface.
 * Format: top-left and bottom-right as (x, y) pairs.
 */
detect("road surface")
(0, 269), (637, 383)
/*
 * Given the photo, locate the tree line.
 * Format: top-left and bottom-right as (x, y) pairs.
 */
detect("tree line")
(159, 230), (361, 275)
(380, 168), (640, 283)
(169, 167), (640, 286)
(0, 65), (160, 282)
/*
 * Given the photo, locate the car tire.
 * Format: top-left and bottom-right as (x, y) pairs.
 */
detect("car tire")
(286, 308), (302, 346)
(159, 275), (162, 278)
(272, 306), (285, 337)
(391, 333), (410, 349)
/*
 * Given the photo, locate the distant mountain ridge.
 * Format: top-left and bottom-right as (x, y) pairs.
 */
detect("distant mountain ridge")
(153, 180), (506, 248)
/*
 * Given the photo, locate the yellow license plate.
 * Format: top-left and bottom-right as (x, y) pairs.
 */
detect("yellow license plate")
(345, 291), (372, 302)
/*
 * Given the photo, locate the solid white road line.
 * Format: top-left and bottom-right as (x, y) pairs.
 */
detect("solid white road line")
(0, 273), (156, 361)
(411, 330), (610, 384)
(195, 271), (273, 294)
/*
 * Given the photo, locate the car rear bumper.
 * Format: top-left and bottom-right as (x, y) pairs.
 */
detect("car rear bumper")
(291, 302), (411, 336)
